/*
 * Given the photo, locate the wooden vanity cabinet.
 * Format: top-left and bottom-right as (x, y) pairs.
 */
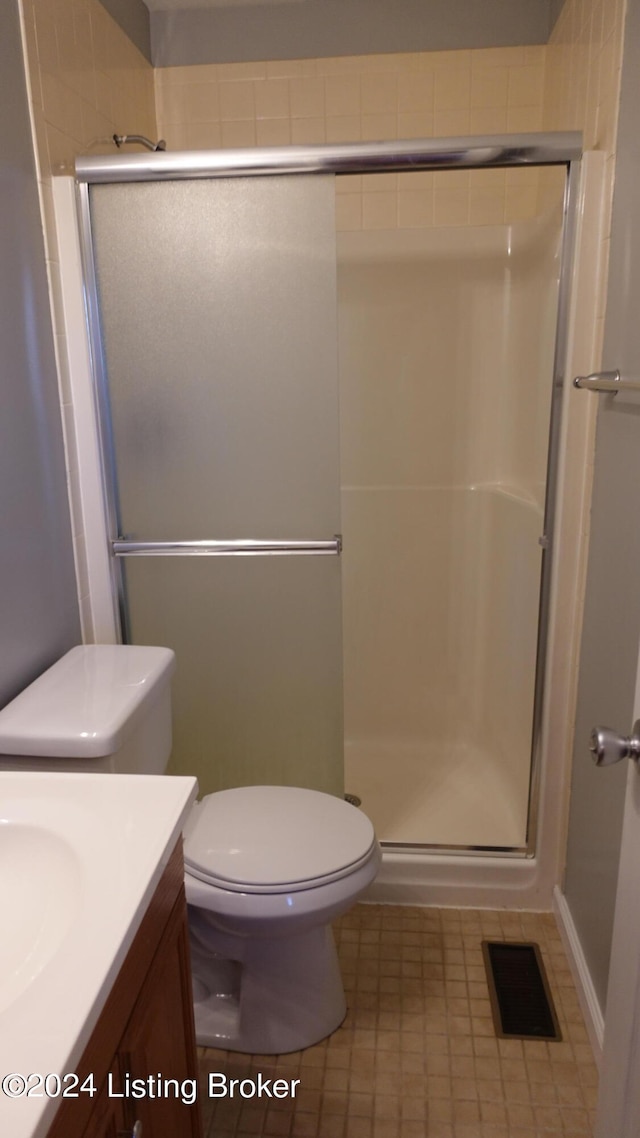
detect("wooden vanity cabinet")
(47, 841), (203, 1138)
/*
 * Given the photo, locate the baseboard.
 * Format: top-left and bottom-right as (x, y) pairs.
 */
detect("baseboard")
(553, 885), (604, 1068)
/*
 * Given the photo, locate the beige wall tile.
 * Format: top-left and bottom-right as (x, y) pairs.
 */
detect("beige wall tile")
(469, 187), (506, 225)
(219, 80), (254, 121)
(24, 0), (157, 177)
(325, 75), (361, 117)
(508, 63), (545, 107)
(185, 122), (222, 149)
(437, 169), (470, 189)
(398, 72), (435, 113)
(470, 106), (508, 134)
(429, 49), (473, 69)
(267, 57), (316, 79)
(335, 193), (363, 231)
(167, 64), (219, 85)
(155, 43), (554, 230)
(362, 173), (397, 193)
(162, 124), (189, 150)
(217, 60), (267, 81)
(336, 174), (362, 194)
(506, 104), (544, 131)
(326, 114), (361, 143)
(470, 67), (509, 108)
(398, 189), (434, 227)
(361, 72), (397, 115)
(291, 116), (326, 144)
(505, 185), (539, 222)
(397, 111), (434, 138)
(256, 118), (291, 146)
(254, 77), (289, 119)
(434, 67), (471, 111)
(220, 119), (256, 147)
(434, 108), (471, 136)
(155, 81), (184, 125)
(33, 8), (59, 74)
(469, 167), (505, 188)
(362, 191), (397, 229)
(434, 187), (469, 225)
(290, 76), (325, 118)
(361, 112), (397, 141)
(398, 170), (434, 190)
(183, 82), (220, 123)
(477, 46), (527, 68)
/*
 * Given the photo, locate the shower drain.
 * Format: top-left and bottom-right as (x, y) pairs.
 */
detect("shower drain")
(344, 793), (362, 807)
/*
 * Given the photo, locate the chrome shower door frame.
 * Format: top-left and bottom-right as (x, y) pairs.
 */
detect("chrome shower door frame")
(75, 131), (583, 858)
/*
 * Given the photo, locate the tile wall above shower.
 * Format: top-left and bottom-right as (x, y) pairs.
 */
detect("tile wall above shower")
(155, 47), (548, 229)
(21, 0), (157, 179)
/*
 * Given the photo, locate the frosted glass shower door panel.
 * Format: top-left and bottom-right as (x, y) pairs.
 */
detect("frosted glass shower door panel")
(125, 557), (343, 797)
(88, 176), (343, 795)
(89, 177), (341, 539)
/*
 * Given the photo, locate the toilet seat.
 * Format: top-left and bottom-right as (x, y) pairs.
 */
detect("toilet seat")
(183, 785), (377, 894)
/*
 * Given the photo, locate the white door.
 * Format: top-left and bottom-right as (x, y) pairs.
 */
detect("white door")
(562, 0), (640, 1128)
(595, 682), (640, 1135)
(580, 1), (640, 1130)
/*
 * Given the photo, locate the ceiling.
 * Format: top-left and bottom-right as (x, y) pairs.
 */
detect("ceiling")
(99, 0), (565, 67)
(144, 0), (307, 8)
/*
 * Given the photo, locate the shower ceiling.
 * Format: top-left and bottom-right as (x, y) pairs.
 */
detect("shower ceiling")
(144, 0), (307, 8)
(146, 0), (564, 66)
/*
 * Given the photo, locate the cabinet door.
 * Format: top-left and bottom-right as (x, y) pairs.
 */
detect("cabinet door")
(118, 892), (202, 1138)
(82, 1061), (127, 1138)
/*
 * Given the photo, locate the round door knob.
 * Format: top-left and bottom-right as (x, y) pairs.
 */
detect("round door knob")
(589, 722), (640, 765)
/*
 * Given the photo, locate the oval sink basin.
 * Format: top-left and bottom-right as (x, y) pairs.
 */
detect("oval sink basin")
(0, 822), (82, 1014)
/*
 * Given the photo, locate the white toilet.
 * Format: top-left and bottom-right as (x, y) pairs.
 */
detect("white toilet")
(0, 644), (381, 1054)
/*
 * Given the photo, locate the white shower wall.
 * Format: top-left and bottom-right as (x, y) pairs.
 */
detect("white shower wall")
(338, 210), (562, 847)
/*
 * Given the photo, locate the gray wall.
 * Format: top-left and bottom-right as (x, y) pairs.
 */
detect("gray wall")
(0, 0), (81, 706)
(549, 0), (566, 31)
(151, 0), (559, 67)
(99, 0), (151, 62)
(562, 0), (640, 1013)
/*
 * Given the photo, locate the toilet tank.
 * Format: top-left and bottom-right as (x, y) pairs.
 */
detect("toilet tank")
(0, 645), (175, 774)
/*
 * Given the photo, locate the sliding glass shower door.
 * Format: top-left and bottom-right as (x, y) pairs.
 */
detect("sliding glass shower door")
(88, 175), (343, 797)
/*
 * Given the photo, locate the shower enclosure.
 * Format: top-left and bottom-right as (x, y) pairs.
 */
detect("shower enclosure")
(338, 201), (566, 850)
(74, 134), (580, 858)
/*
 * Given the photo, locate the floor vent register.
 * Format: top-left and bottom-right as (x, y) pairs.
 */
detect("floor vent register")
(482, 941), (562, 1041)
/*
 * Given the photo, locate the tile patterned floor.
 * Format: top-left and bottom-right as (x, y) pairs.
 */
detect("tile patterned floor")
(198, 905), (598, 1138)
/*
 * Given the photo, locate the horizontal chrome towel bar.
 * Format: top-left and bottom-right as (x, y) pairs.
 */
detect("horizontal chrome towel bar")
(573, 369), (640, 393)
(112, 537), (342, 557)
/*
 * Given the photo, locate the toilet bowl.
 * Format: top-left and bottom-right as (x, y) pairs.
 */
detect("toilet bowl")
(183, 785), (381, 1052)
(0, 645), (381, 1054)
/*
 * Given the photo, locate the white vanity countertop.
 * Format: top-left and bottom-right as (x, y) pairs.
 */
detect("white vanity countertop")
(0, 770), (198, 1138)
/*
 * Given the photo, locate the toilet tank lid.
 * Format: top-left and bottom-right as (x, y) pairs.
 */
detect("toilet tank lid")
(0, 645), (175, 758)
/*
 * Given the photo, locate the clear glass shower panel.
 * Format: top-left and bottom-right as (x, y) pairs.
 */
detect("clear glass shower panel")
(89, 175), (343, 796)
(338, 164), (568, 848)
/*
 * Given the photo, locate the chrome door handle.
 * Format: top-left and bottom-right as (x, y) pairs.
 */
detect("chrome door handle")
(589, 721), (640, 766)
(112, 537), (342, 557)
(117, 1122), (142, 1137)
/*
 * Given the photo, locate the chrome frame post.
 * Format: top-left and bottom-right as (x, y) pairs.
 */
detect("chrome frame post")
(75, 180), (128, 642)
(525, 156), (582, 857)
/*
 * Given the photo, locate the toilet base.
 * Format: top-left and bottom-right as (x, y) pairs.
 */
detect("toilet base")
(189, 917), (347, 1054)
